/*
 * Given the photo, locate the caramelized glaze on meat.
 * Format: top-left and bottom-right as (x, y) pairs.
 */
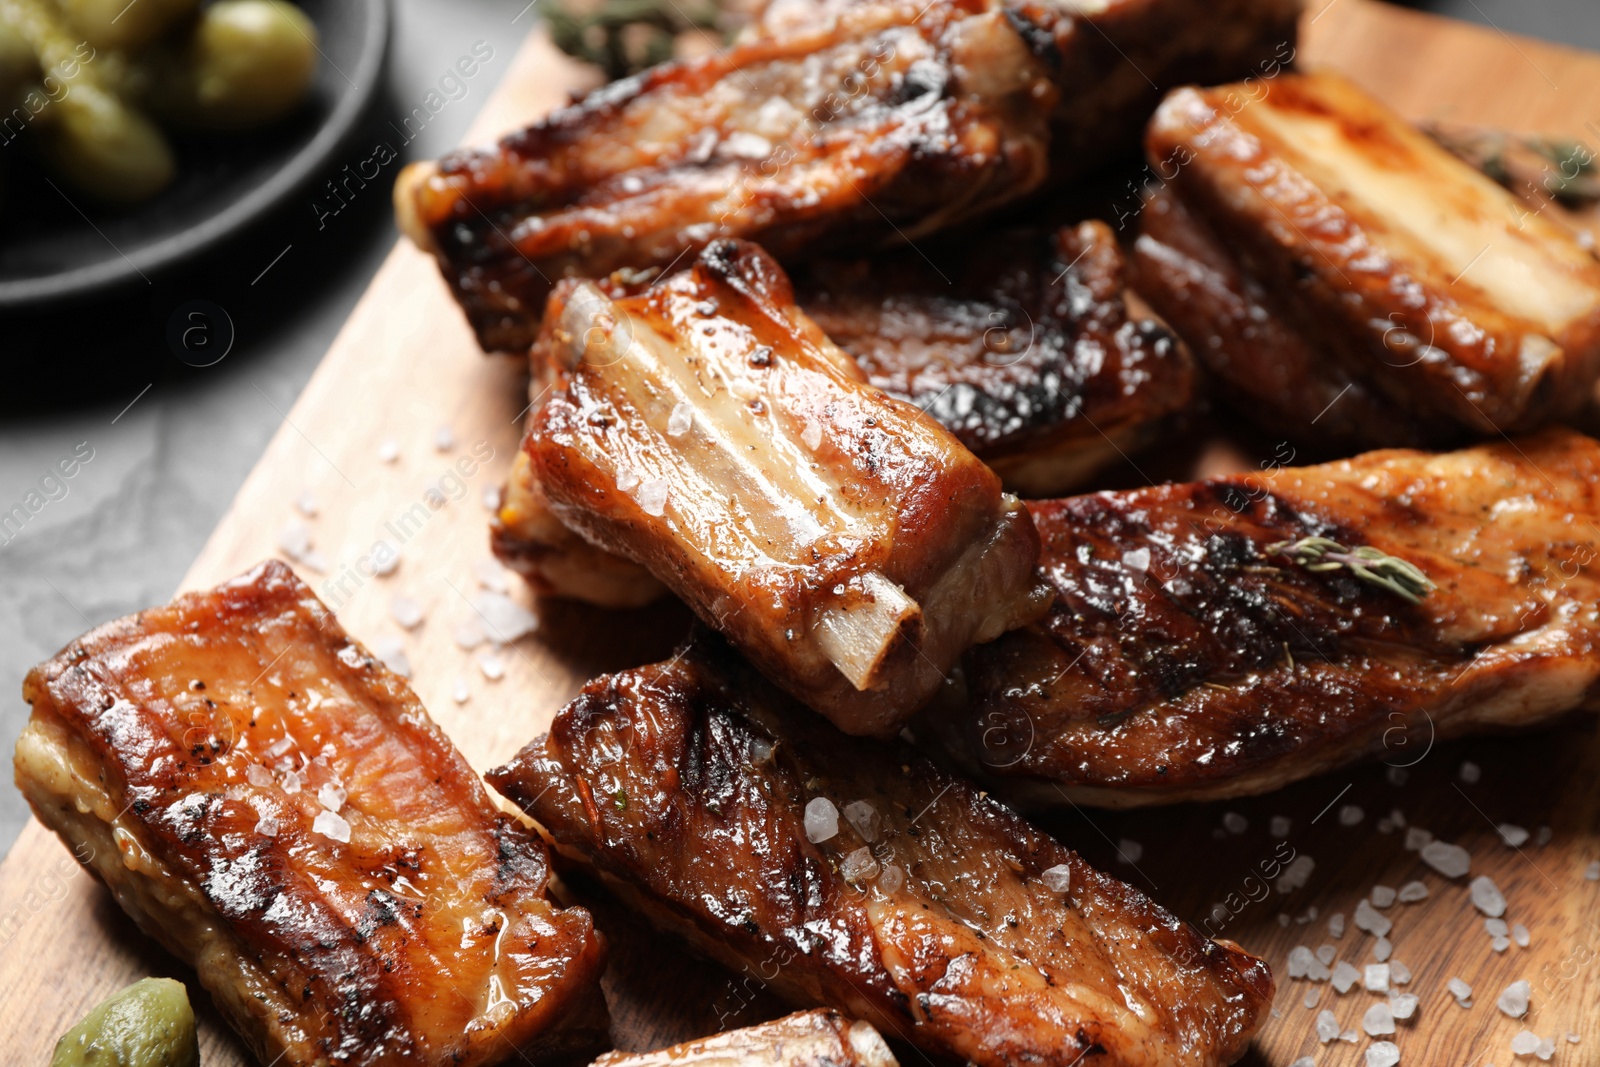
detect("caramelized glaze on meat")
(529, 240), (1047, 736)
(15, 561), (608, 1067)
(1138, 72), (1600, 445)
(489, 640), (1274, 1067)
(396, 0), (1300, 353)
(946, 431), (1600, 807)
(797, 221), (1195, 495)
(591, 1010), (897, 1067)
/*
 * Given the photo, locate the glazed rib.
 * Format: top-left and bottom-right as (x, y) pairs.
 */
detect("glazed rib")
(15, 561), (608, 1067)
(397, 0), (1299, 353)
(796, 220), (1195, 495)
(528, 239), (1047, 736)
(590, 1010), (897, 1067)
(489, 640), (1274, 1067)
(1136, 72), (1600, 446)
(945, 430), (1600, 808)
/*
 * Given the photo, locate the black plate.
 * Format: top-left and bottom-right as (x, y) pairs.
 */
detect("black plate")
(0, 0), (389, 309)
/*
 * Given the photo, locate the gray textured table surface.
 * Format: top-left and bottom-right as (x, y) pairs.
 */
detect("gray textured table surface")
(2, 0), (1599, 854)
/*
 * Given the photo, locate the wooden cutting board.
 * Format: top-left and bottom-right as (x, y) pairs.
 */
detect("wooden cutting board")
(6, 1), (1600, 1063)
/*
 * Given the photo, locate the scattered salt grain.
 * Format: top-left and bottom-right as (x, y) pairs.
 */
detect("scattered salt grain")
(295, 489), (318, 517)
(1329, 912), (1346, 939)
(1389, 960), (1411, 985)
(1277, 853), (1315, 892)
(1340, 1030), (1358, 1044)
(1459, 760), (1481, 783)
(801, 421), (823, 450)
(1389, 808), (1406, 828)
(372, 546), (399, 577)
(1536, 1036), (1556, 1061)
(1331, 961), (1361, 993)
(266, 735), (295, 759)
(1373, 937), (1392, 962)
(471, 591), (539, 643)
(843, 800), (882, 843)
(1272, 815), (1292, 838)
(1500, 824), (1530, 848)
(1513, 923), (1530, 947)
(879, 864), (905, 892)
(1486, 917), (1509, 936)
(378, 439), (400, 463)
(454, 617), (486, 650)
(1389, 992), (1418, 1020)
(390, 595), (425, 630)
(1354, 899), (1392, 938)
(434, 426), (456, 452)
(281, 770), (302, 795)
(804, 797), (839, 842)
(1471, 875), (1507, 917)
(1306, 957), (1332, 982)
(1340, 804), (1365, 826)
(635, 478), (670, 516)
(278, 521), (313, 559)
(452, 676), (471, 705)
(1447, 977), (1472, 1001)
(1118, 839), (1144, 864)
(1222, 811), (1249, 834)
(1421, 840), (1471, 878)
(476, 650), (505, 681)
(1511, 1031), (1541, 1057)
(255, 814), (279, 837)
(615, 467), (641, 492)
(474, 558), (510, 593)
(1366, 1040), (1400, 1067)
(318, 782), (346, 812)
(1497, 979), (1531, 1018)
(246, 762), (274, 789)
(1370, 885), (1398, 908)
(1586, 859), (1600, 881)
(313, 809), (351, 843)
(1536, 826), (1553, 846)
(1492, 935), (1511, 953)
(1303, 989), (1321, 1010)
(1365, 964), (1390, 992)
(1040, 864), (1072, 894)
(373, 636), (411, 679)
(1122, 547), (1151, 571)
(1316, 944), (1336, 966)
(1377, 816), (1396, 834)
(1568, 1033), (1581, 1044)
(1363, 1000), (1395, 1035)
(1279, 913), (1291, 928)
(1387, 766), (1408, 787)
(1287, 946), (1314, 978)
(841, 847), (879, 883)
(1404, 827), (1433, 852)
(1291, 1058), (1315, 1067)
(1315, 1010), (1340, 1043)
(482, 485), (501, 512)
(1397, 880), (1429, 903)
(666, 401), (694, 437)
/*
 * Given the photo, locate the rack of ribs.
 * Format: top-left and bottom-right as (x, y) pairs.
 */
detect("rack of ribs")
(489, 639), (1275, 1067)
(1134, 71), (1600, 449)
(15, 560), (608, 1067)
(526, 239), (1048, 736)
(395, 0), (1300, 353)
(941, 430), (1600, 807)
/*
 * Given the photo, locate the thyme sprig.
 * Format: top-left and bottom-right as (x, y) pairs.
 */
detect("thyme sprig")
(1264, 536), (1435, 604)
(543, 0), (722, 80)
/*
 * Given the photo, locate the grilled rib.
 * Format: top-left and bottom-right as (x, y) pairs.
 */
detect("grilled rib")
(591, 1010), (897, 1067)
(15, 560), (608, 1067)
(488, 640), (1275, 1067)
(396, 0), (1299, 353)
(528, 239), (1047, 736)
(941, 430), (1600, 808)
(1135, 71), (1600, 447)
(796, 220), (1196, 495)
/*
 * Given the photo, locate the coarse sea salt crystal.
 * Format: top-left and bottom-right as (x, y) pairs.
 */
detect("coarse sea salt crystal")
(1387, 766), (1408, 786)
(1511, 1030), (1540, 1056)
(1277, 854), (1315, 893)
(454, 617), (486, 650)
(1122, 547), (1151, 571)
(841, 847), (879, 882)
(1316, 944), (1336, 966)
(1492, 935), (1511, 953)
(1288, 946), (1314, 978)
(1513, 923), (1530, 947)
(1223, 811), (1248, 834)
(317, 782), (346, 812)
(373, 636), (411, 679)
(1040, 864), (1072, 893)
(1365, 964), (1390, 992)
(1272, 815), (1292, 837)
(1421, 840), (1471, 878)
(1536, 826), (1553, 846)
(1389, 992), (1418, 1020)
(1304, 988), (1321, 1010)
(805, 797), (839, 842)
(278, 521), (313, 559)
(1371, 885), (1397, 908)
(1498, 979), (1531, 1018)
(1118, 839), (1144, 864)
(1536, 1036), (1556, 1061)
(635, 478), (670, 516)
(476, 650), (506, 681)
(434, 425), (456, 452)
(1390, 960), (1411, 985)
(1331, 961), (1361, 993)
(472, 592), (539, 643)
(1354, 899), (1392, 937)
(1459, 760), (1481, 783)
(1486, 917), (1509, 937)
(1363, 1001), (1395, 1035)
(1306, 958), (1332, 982)
(879, 864), (905, 892)
(1340, 1030), (1358, 1044)
(474, 558), (510, 593)
(378, 438), (400, 463)
(372, 547), (399, 577)
(843, 800), (881, 843)
(1586, 859), (1600, 881)
(1329, 912), (1346, 939)
(482, 485), (501, 512)
(615, 467), (641, 492)
(1448, 977), (1472, 1001)
(1397, 880), (1429, 903)
(1291, 1058), (1315, 1067)
(666, 401), (694, 437)
(1366, 1040), (1400, 1067)
(801, 421), (823, 450)
(246, 762), (274, 789)
(296, 489), (318, 517)
(452, 676), (471, 705)
(1500, 824), (1530, 847)
(390, 594), (425, 630)
(281, 770), (302, 795)
(1373, 937), (1392, 962)
(1471, 875), (1507, 916)
(1340, 804), (1365, 826)
(313, 809), (351, 843)
(1404, 826), (1433, 852)
(1315, 1010), (1340, 1042)
(255, 813), (280, 837)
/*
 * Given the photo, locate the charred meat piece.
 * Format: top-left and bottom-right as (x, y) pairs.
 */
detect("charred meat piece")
(15, 561), (608, 1067)
(529, 240), (1047, 737)
(489, 641), (1275, 1067)
(796, 220), (1196, 495)
(591, 1010), (897, 1067)
(1136, 72), (1600, 447)
(397, 0), (1300, 353)
(946, 430), (1600, 808)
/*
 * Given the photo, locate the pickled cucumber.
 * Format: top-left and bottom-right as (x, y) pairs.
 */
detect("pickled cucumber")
(50, 977), (199, 1067)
